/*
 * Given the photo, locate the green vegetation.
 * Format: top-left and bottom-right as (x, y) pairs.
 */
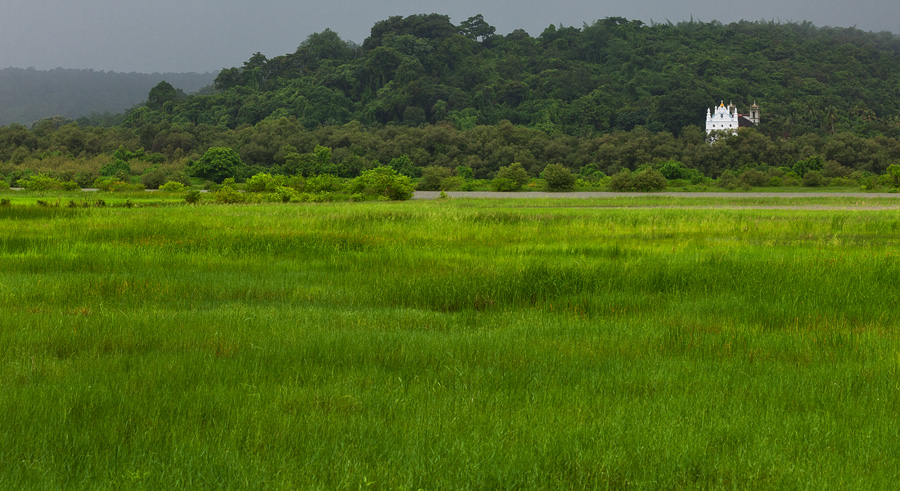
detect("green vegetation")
(5, 15), (900, 193)
(2, 197), (900, 487)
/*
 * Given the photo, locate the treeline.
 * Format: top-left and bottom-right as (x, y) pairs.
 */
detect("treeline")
(3, 15), (900, 188)
(123, 15), (900, 138)
(2, 117), (900, 188)
(0, 67), (215, 126)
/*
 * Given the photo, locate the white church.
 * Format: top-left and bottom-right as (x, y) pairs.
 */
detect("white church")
(706, 101), (760, 135)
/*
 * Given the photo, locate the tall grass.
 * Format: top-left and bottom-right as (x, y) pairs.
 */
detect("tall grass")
(1, 200), (900, 488)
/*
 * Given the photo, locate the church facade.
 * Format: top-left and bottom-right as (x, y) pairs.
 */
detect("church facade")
(706, 101), (760, 135)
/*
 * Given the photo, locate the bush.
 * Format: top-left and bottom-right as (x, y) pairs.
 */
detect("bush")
(246, 173), (276, 193)
(739, 169), (768, 187)
(73, 171), (98, 188)
(886, 164), (900, 188)
(439, 176), (465, 191)
(306, 174), (341, 193)
(658, 160), (688, 180)
(20, 173), (61, 191)
(631, 168), (667, 192)
(494, 162), (530, 190)
(491, 177), (519, 192)
(802, 171), (826, 187)
(418, 166), (453, 190)
(159, 181), (185, 192)
(455, 166), (473, 179)
(793, 155), (824, 177)
(608, 170), (634, 191)
(214, 183), (244, 203)
(347, 166), (414, 200)
(93, 177), (134, 192)
(185, 190), (202, 204)
(717, 171), (739, 190)
(541, 163), (576, 191)
(271, 186), (298, 203)
(0, 179), (9, 191)
(609, 168), (666, 192)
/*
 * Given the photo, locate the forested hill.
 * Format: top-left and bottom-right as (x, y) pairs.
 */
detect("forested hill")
(129, 14), (900, 138)
(0, 68), (215, 126)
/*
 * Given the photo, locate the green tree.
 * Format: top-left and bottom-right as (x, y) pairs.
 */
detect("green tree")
(147, 81), (177, 110)
(459, 14), (497, 42)
(192, 147), (245, 183)
(541, 163), (575, 191)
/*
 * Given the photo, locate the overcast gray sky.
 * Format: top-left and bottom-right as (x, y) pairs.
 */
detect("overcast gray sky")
(2, 0), (898, 74)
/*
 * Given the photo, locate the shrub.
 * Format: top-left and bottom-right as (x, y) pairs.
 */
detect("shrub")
(185, 190), (202, 204)
(245, 172), (304, 193)
(141, 167), (169, 189)
(418, 166), (453, 190)
(541, 163), (576, 191)
(271, 186), (298, 203)
(793, 155), (824, 177)
(739, 169), (768, 187)
(73, 171), (98, 188)
(802, 171), (826, 187)
(306, 174), (341, 193)
(214, 184), (244, 203)
(439, 176), (465, 191)
(20, 173), (61, 191)
(658, 160), (689, 180)
(159, 181), (185, 192)
(494, 163), (530, 190)
(246, 173), (277, 193)
(717, 171), (739, 190)
(347, 166), (414, 200)
(455, 166), (473, 179)
(93, 177), (134, 192)
(609, 169), (666, 192)
(631, 168), (667, 192)
(0, 179), (9, 191)
(608, 170), (634, 191)
(0, 198), (10, 207)
(886, 164), (900, 188)
(491, 177), (519, 192)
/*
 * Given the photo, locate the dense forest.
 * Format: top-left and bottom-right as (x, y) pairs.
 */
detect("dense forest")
(0, 68), (215, 126)
(2, 14), (900, 188)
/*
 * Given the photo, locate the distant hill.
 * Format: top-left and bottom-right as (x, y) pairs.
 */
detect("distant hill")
(0, 67), (216, 126)
(148, 15), (900, 138)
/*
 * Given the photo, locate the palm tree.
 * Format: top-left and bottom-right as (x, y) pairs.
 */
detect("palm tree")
(825, 106), (838, 134)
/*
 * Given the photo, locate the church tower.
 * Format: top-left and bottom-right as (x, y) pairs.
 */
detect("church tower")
(749, 102), (760, 125)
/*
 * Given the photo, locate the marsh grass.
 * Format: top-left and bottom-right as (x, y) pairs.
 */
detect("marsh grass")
(2, 200), (900, 488)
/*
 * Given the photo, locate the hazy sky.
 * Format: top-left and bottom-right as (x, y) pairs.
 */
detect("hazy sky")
(3, 0), (898, 74)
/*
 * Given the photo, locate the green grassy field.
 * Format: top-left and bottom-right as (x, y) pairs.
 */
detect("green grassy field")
(2, 196), (900, 488)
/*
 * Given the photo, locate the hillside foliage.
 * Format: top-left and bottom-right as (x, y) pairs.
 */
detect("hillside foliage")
(3, 15), (900, 186)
